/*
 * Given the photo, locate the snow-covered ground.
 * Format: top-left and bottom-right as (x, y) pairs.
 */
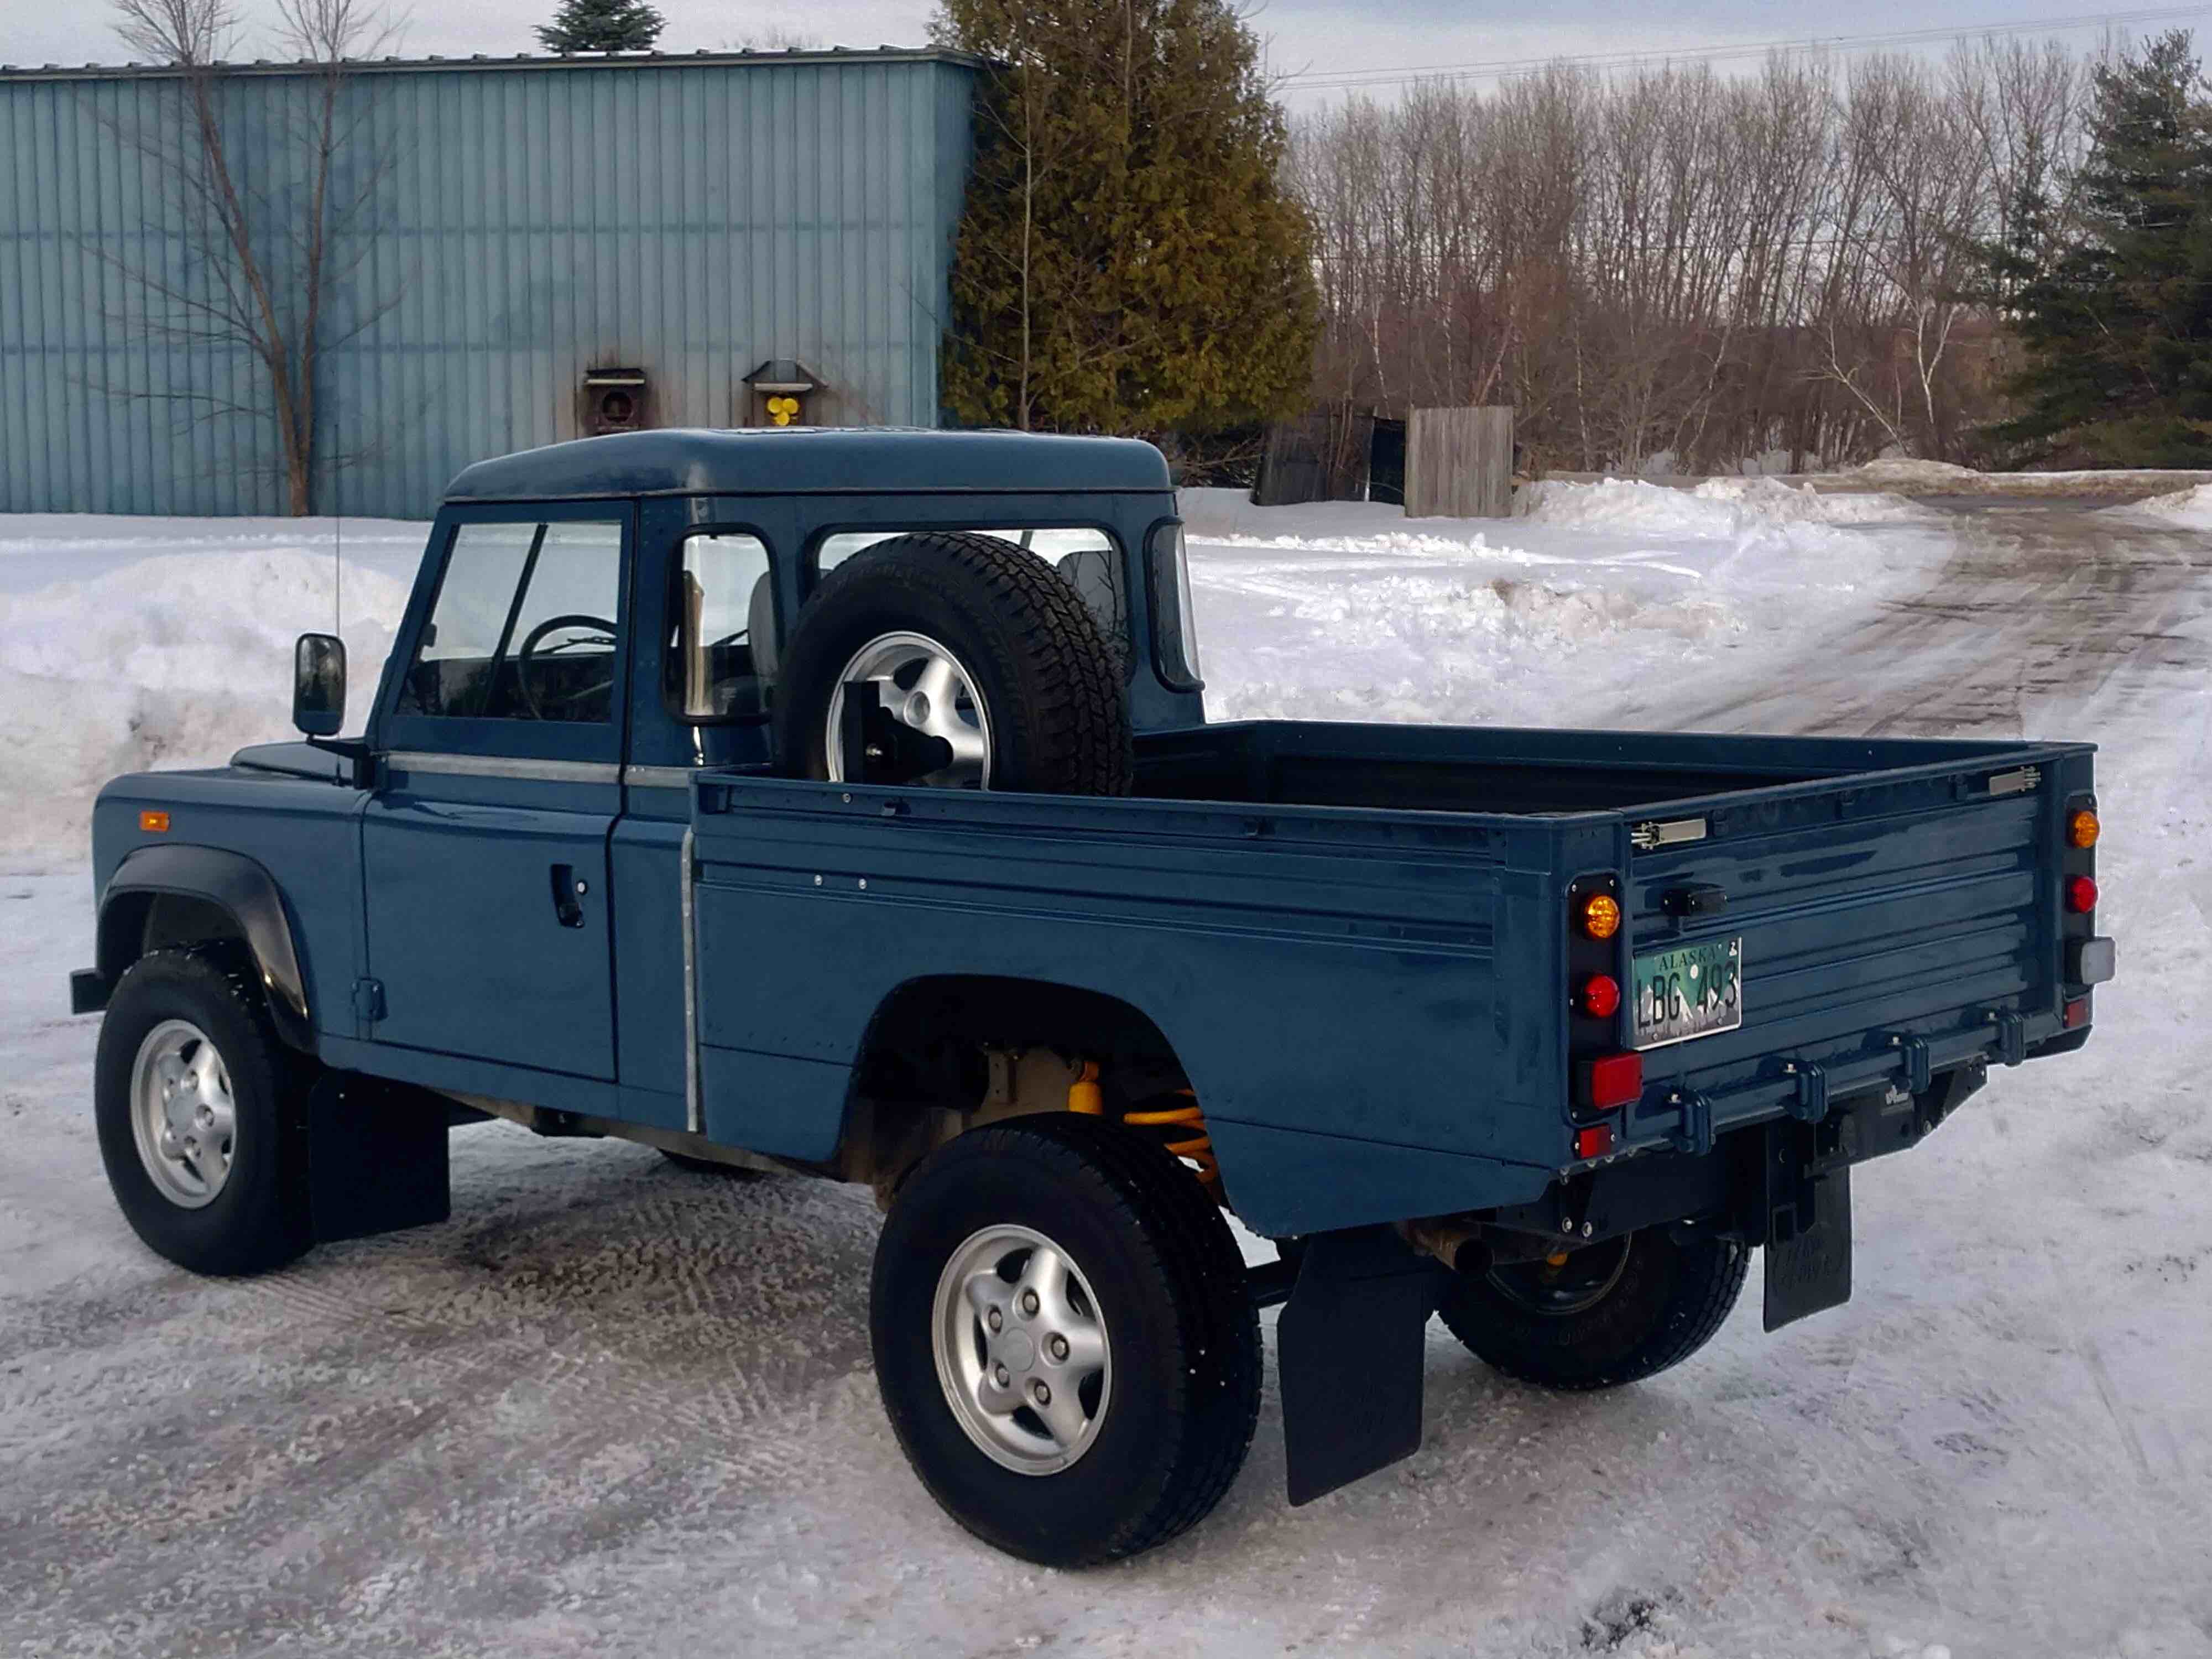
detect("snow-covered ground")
(3, 486), (2209, 1657)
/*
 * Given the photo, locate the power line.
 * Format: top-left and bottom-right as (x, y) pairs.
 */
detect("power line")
(1280, 4), (2212, 91)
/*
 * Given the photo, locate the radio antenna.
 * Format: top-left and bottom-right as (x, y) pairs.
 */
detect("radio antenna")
(332, 383), (343, 639)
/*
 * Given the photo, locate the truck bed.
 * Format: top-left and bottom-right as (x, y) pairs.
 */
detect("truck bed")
(1134, 719), (2051, 815)
(688, 719), (2094, 1236)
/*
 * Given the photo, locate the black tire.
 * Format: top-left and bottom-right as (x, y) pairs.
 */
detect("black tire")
(870, 1114), (1259, 1566)
(93, 947), (314, 1276)
(774, 531), (1133, 796)
(1437, 1226), (1748, 1391)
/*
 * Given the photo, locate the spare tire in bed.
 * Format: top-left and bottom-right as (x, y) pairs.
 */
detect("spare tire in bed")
(774, 531), (1134, 796)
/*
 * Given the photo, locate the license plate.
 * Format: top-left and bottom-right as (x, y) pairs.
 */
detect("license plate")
(1632, 937), (1743, 1050)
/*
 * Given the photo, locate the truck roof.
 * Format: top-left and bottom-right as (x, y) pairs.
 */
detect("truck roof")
(442, 428), (1173, 503)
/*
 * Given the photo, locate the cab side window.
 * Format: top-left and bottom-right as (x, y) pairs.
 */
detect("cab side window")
(669, 531), (775, 721)
(397, 520), (624, 723)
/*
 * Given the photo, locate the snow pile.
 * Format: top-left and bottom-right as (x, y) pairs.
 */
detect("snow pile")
(1183, 479), (1948, 731)
(2111, 481), (2212, 527)
(0, 543), (406, 855)
(1517, 474), (1928, 535)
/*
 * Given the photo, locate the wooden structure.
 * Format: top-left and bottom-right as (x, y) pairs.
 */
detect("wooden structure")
(1406, 405), (1514, 518)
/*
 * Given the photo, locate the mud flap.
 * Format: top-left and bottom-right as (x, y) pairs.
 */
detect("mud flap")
(307, 1072), (451, 1244)
(1762, 1124), (1852, 1332)
(1276, 1225), (1447, 1505)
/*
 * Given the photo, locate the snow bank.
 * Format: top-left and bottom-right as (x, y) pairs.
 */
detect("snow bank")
(2110, 481), (2212, 527)
(0, 540), (408, 855)
(1517, 474), (1929, 534)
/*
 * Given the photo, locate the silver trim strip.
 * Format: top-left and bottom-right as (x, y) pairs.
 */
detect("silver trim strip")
(385, 751), (622, 785)
(681, 825), (702, 1134)
(623, 764), (699, 790)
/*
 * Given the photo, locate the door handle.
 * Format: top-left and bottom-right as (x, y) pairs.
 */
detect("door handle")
(550, 863), (587, 928)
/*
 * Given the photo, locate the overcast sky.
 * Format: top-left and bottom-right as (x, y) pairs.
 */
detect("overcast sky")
(0, 0), (2187, 107)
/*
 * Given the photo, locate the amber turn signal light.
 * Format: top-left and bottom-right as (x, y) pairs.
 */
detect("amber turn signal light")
(2067, 808), (2100, 849)
(139, 810), (170, 833)
(1580, 893), (1622, 940)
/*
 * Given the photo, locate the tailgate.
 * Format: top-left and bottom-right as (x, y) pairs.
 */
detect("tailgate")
(1610, 744), (2094, 1150)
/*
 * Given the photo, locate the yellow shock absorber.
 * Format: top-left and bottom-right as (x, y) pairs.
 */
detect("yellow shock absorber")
(1121, 1088), (1218, 1186)
(1066, 1060), (1105, 1115)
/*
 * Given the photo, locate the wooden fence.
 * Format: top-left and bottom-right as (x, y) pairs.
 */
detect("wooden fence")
(1406, 405), (1514, 518)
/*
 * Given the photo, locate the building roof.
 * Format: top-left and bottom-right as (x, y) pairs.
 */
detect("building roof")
(442, 429), (1173, 502)
(0, 45), (987, 82)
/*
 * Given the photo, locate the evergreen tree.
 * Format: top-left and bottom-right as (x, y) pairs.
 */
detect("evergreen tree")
(932, 0), (1319, 437)
(536, 0), (664, 53)
(1992, 31), (2212, 464)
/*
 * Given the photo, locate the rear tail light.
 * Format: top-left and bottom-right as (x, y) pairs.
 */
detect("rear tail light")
(1578, 1051), (1643, 1112)
(1573, 1124), (1615, 1160)
(2066, 875), (2098, 914)
(1579, 974), (1621, 1019)
(2063, 998), (2091, 1029)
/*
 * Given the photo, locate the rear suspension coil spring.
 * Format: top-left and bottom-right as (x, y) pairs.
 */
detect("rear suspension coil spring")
(1121, 1089), (1218, 1186)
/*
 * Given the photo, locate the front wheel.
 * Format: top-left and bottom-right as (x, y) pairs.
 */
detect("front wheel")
(93, 948), (312, 1276)
(870, 1115), (1259, 1565)
(1437, 1225), (1748, 1391)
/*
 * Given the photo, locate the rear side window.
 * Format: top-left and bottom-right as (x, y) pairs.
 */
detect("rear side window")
(812, 526), (1125, 645)
(670, 531), (775, 722)
(397, 519), (624, 722)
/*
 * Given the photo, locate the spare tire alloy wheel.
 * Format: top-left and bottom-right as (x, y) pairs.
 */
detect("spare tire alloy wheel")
(932, 1224), (1110, 1474)
(774, 531), (1133, 797)
(827, 631), (993, 789)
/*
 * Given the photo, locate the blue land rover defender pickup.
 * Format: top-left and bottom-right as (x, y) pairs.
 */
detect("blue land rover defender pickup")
(72, 430), (2116, 1564)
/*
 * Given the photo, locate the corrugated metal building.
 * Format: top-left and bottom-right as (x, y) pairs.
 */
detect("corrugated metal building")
(0, 49), (980, 517)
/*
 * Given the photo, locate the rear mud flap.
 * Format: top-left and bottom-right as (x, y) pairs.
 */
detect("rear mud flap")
(1761, 1120), (1852, 1332)
(1276, 1225), (1447, 1505)
(307, 1072), (451, 1244)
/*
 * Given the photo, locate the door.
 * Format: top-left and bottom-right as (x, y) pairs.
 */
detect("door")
(362, 505), (633, 1081)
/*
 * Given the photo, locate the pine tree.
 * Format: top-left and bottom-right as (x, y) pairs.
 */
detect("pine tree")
(932, 0), (1319, 437)
(1992, 31), (2212, 464)
(536, 0), (664, 53)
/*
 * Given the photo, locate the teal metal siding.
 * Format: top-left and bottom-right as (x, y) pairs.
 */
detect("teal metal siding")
(0, 53), (979, 517)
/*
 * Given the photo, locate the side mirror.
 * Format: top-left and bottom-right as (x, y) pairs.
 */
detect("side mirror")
(292, 633), (347, 737)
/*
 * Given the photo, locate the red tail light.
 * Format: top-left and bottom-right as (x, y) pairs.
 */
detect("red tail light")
(1574, 1124), (1615, 1160)
(2066, 875), (2098, 914)
(1578, 1051), (1644, 1112)
(1579, 974), (1622, 1019)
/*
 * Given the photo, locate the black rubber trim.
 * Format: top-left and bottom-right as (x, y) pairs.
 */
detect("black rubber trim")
(98, 845), (314, 1054)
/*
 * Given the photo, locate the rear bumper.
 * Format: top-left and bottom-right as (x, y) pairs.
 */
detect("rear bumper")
(1613, 994), (2096, 1164)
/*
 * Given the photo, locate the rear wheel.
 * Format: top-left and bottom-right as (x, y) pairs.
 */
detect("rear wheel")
(1437, 1225), (1747, 1391)
(870, 1115), (1259, 1564)
(94, 948), (312, 1276)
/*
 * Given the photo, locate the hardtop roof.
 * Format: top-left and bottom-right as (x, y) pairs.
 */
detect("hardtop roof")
(442, 428), (1173, 502)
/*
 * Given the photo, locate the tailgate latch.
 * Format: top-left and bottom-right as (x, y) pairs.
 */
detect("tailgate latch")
(1631, 816), (1708, 853)
(1781, 1059), (1829, 1123)
(1666, 1087), (1717, 1157)
(1985, 766), (2041, 797)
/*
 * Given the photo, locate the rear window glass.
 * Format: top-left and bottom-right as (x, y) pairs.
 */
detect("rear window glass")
(811, 527), (1124, 645)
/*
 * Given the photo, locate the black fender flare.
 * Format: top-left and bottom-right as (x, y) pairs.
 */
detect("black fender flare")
(98, 844), (316, 1054)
